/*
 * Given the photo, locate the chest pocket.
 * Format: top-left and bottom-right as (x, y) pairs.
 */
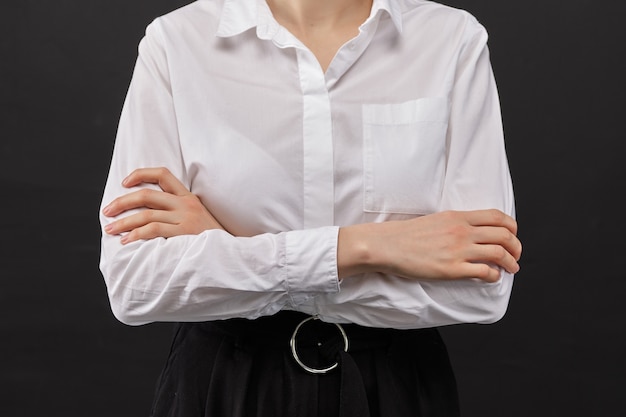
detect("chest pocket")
(362, 97), (449, 215)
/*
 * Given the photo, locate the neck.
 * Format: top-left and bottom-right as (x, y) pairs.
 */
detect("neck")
(266, 0), (373, 34)
(265, 0), (373, 72)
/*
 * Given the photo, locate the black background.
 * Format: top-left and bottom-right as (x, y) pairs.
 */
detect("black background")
(1, 1), (625, 416)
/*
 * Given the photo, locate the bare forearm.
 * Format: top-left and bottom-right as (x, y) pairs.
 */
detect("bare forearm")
(338, 210), (522, 283)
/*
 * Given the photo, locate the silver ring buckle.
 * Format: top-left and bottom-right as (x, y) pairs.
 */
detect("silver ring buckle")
(289, 316), (349, 374)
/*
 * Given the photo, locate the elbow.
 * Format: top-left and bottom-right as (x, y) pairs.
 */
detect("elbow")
(445, 294), (510, 326)
(110, 305), (137, 326)
(475, 298), (509, 324)
(100, 249), (156, 326)
(438, 272), (514, 326)
(444, 293), (509, 326)
(473, 275), (514, 325)
(109, 297), (151, 326)
(422, 270), (515, 327)
(105, 277), (155, 326)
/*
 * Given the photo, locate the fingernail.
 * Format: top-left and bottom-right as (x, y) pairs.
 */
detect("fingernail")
(104, 224), (113, 234)
(120, 235), (129, 245)
(102, 205), (111, 216)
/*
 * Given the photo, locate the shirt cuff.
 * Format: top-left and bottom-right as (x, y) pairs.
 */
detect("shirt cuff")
(283, 226), (341, 306)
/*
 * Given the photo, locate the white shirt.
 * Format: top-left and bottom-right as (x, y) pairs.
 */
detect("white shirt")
(99, 0), (517, 329)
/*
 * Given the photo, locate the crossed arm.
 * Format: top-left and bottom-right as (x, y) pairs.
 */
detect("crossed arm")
(102, 167), (522, 284)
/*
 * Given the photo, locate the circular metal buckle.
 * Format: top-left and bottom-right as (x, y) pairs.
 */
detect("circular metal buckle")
(289, 316), (349, 374)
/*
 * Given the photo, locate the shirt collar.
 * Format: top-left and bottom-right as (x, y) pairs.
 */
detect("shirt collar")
(215, 0), (403, 39)
(215, 0), (259, 38)
(371, 0), (403, 33)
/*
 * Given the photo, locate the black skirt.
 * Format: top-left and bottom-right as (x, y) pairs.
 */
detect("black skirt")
(150, 311), (459, 417)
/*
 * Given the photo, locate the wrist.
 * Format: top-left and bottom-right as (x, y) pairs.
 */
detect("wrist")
(337, 223), (380, 279)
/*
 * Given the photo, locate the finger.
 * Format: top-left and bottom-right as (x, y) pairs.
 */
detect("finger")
(465, 209), (518, 234)
(103, 189), (178, 217)
(471, 226), (523, 261)
(456, 262), (503, 283)
(104, 209), (173, 235)
(120, 222), (192, 245)
(467, 244), (520, 275)
(123, 167), (190, 196)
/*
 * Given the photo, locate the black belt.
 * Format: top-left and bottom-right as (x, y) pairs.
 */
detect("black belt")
(204, 310), (436, 375)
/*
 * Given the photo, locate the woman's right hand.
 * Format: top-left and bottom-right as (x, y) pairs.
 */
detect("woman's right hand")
(102, 167), (225, 244)
(338, 209), (522, 283)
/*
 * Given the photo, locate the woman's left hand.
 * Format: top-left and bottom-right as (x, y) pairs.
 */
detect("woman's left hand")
(102, 167), (224, 244)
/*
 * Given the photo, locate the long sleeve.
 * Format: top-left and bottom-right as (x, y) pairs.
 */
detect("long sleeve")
(314, 16), (516, 329)
(99, 2), (518, 330)
(99, 22), (340, 326)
